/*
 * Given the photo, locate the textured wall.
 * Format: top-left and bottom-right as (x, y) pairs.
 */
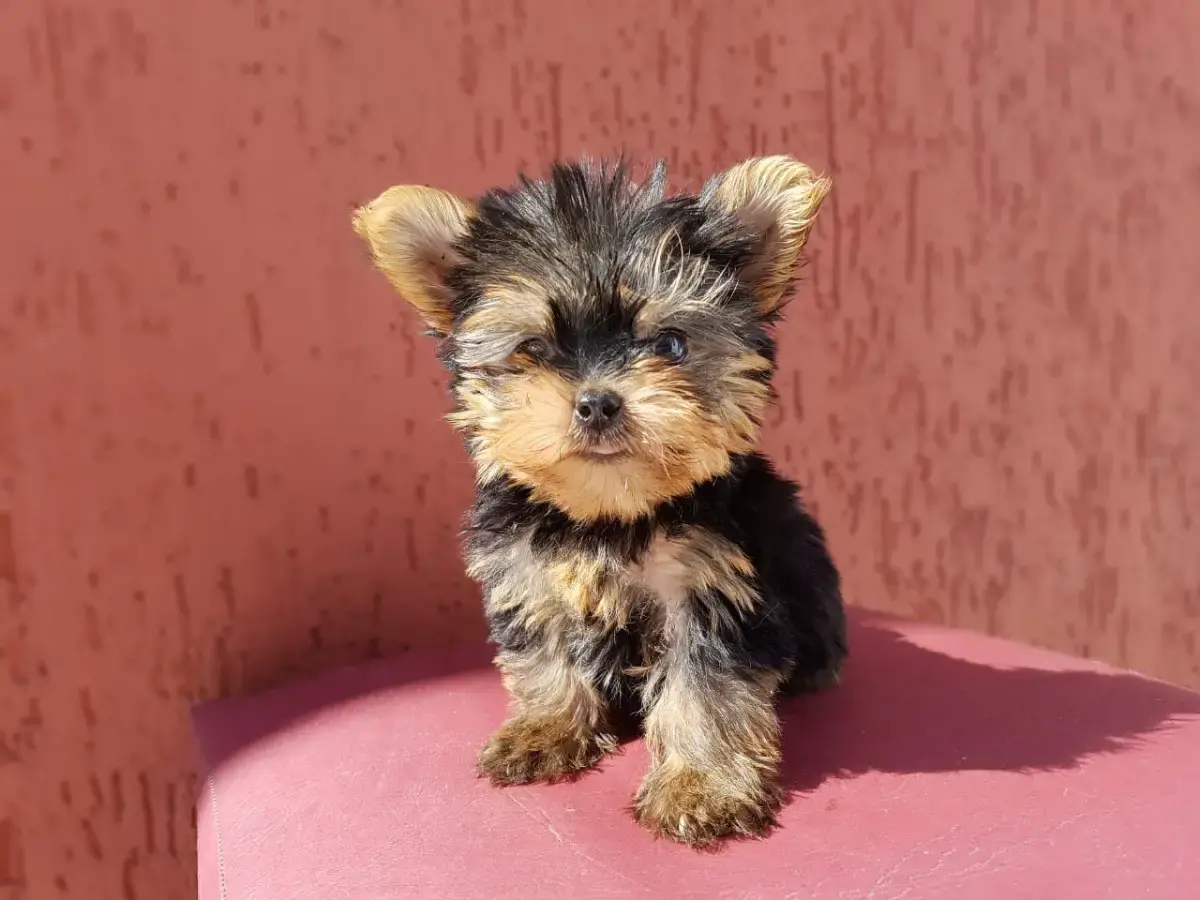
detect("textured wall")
(2, 0), (1198, 896)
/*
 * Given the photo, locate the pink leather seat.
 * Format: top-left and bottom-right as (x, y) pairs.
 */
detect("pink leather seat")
(193, 611), (1200, 899)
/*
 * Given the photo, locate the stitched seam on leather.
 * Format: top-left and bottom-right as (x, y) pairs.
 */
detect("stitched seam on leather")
(207, 768), (231, 900)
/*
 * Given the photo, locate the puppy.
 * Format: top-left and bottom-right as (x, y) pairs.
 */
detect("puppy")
(353, 157), (847, 846)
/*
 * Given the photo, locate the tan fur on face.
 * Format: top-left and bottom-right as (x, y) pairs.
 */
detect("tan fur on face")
(459, 284), (550, 336)
(448, 367), (577, 486)
(450, 355), (772, 522)
(352, 185), (474, 333)
(628, 234), (740, 336)
(455, 279), (553, 368)
(705, 156), (831, 315)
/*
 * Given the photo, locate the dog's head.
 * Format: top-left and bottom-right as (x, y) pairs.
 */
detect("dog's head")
(354, 157), (829, 522)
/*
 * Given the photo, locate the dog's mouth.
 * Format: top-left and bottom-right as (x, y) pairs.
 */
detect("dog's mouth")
(574, 444), (632, 463)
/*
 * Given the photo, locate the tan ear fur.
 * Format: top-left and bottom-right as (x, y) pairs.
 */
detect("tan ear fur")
(352, 185), (474, 333)
(705, 156), (831, 315)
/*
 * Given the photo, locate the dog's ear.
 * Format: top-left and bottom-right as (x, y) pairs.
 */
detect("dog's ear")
(701, 156), (830, 316)
(352, 185), (474, 334)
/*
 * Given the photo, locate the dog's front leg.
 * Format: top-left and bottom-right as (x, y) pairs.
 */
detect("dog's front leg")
(477, 637), (618, 785)
(634, 619), (785, 846)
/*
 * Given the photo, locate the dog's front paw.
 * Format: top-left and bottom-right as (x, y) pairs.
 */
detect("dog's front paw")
(633, 764), (781, 847)
(477, 716), (615, 785)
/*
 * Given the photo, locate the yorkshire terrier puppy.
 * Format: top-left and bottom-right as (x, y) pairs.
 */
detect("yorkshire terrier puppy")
(353, 156), (847, 846)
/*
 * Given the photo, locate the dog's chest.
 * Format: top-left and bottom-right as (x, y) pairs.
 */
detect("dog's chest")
(550, 528), (754, 627)
(636, 538), (689, 609)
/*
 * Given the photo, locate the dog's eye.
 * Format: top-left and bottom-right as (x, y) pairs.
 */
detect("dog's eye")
(515, 337), (551, 361)
(651, 330), (688, 363)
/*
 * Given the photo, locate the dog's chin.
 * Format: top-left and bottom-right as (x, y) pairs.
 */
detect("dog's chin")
(498, 447), (721, 522)
(574, 445), (632, 463)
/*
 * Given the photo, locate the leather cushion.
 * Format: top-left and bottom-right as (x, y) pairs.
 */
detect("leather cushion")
(193, 611), (1200, 899)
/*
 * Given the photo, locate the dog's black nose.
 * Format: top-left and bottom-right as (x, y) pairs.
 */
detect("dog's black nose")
(574, 390), (624, 432)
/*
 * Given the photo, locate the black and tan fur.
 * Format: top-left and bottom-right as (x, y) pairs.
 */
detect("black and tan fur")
(353, 156), (847, 846)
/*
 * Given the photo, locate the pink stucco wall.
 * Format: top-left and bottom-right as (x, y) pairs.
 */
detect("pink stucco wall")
(1, 1), (1198, 895)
